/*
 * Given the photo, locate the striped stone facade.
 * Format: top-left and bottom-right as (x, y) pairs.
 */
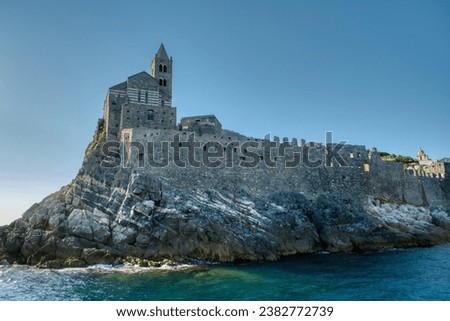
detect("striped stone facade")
(103, 44), (176, 140)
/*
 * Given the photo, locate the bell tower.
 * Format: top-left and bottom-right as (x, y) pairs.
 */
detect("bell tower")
(151, 43), (173, 101)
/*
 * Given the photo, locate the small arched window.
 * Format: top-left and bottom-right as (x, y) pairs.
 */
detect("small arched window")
(163, 65), (167, 72)
(159, 79), (163, 86)
(159, 64), (163, 72)
(163, 79), (167, 87)
(138, 90), (141, 102)
(147, 109), (154, 120)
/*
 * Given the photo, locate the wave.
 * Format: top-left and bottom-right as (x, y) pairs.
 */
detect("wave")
(0, 262), (204, 300)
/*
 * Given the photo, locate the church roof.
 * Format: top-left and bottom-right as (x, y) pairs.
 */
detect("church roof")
(127, 71), (155, 81)
(109, 81), (127, 91)
(127, 71), (159, 90)
(128, 71), (157, 82)
(109, 70), (161, 93)
(156, 43), (169, 60)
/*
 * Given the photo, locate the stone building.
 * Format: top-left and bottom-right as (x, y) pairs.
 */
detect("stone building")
(103, 44), (230, 143)
(406, 148), (449, 179)
(179, 115), (222, 135)
(417, 148), (433, 166)
(103, 44), (177, 140)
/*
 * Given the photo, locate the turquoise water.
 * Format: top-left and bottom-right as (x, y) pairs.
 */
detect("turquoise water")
(1, 244), (449, 300)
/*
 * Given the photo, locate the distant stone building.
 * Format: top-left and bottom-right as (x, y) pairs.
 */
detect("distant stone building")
(406, 148), (449, 179)
(417, 148), (433, 166)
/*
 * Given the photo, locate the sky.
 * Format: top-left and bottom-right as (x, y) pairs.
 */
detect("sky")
(0, 0), (449, 225)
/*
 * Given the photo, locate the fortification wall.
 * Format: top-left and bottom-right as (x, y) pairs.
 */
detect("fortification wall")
(112, 129), (366, 201)
(104, 128), (450, 210)
(361, 157), (449, 208)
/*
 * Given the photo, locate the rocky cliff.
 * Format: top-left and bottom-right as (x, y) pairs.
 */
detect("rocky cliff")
(1, 127), (450, 268)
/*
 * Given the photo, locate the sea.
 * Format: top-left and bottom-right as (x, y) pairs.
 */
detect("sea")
(1, 244), (449, 301)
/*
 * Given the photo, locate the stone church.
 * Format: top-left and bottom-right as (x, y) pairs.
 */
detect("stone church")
(103, 44), (221, 141)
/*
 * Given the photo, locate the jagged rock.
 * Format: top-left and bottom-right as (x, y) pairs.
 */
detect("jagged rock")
(111, 223), (137, 244)
(131, 200), (155, 217)
(64, 257), (87, 268)
(431, 210), (450, 229)
(67, 208), (111, 243)
(81, 248), (115, 265)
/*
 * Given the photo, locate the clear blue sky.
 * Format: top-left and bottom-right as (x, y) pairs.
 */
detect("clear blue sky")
(0, 0), (449, 225)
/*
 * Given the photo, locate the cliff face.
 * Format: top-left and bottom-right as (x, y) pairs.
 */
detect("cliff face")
(1, 130), (450, 268)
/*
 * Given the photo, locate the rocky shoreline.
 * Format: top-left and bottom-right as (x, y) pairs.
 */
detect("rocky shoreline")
(1, 181), (449, 268)
(1, 131), (450, 268)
